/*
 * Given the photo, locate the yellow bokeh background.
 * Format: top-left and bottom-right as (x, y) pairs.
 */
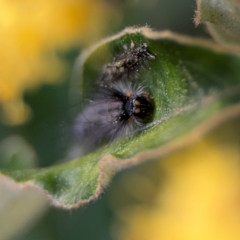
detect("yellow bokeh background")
(0, 0), (117, 125)
(112, 119), (240, 240)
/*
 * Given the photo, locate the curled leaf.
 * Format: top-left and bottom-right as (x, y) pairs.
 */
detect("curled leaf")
(1, 27), (240, 208)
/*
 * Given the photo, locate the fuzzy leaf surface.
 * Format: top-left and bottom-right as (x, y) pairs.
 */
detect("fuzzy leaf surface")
(1, 27), (240, 208)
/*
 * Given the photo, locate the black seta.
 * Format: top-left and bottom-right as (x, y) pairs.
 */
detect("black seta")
(74, 82), (154, 148)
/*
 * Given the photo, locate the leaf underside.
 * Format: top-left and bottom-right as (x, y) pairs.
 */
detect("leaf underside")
(1, 27), (240, 208)
(195, 0), (240, 47)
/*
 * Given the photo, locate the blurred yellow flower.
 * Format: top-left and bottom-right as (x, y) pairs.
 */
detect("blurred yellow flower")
(112, 120), (240, 240)
(0, 0), (118, 125)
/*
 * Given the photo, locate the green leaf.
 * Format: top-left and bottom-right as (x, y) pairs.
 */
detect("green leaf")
(0, 136), (37, 170)
(0, 175), (48, 240)
(195, 0), (240, 47)
(1, 27), (240, 208)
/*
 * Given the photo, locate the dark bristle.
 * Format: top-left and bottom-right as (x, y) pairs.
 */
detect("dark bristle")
(73, 82), (154, 150)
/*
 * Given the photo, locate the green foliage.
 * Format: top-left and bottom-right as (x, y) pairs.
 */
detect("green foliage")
(1, 27), (240, 208)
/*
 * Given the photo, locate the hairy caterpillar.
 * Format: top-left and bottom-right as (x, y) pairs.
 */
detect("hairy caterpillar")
(73, 42), (155, 154)
(98, 42), (155, 83)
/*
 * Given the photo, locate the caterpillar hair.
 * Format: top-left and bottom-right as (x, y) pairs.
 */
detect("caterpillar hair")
(73, 81), (154, 150)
